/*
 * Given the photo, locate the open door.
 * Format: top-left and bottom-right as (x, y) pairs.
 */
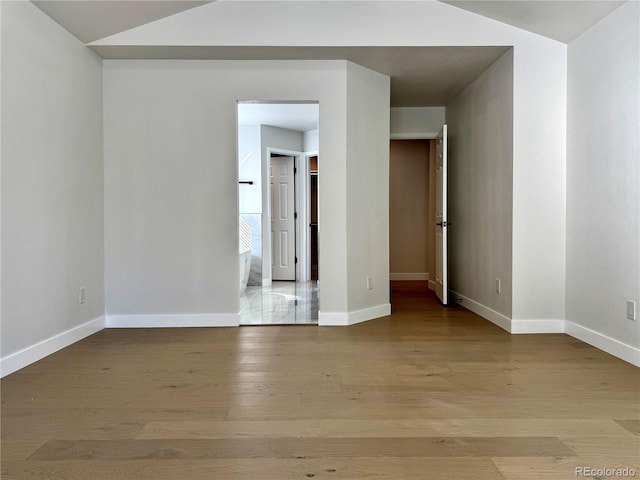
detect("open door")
(435, 125), (448, 305)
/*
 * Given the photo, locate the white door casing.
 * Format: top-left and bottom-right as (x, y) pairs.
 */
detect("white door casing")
(435, 125), (448, 305)
(271, 156), (296, 280)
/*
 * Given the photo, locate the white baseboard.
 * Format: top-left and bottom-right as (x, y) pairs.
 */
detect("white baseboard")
(390, 273), (430, 281)
(106, 313), (240, 328)
(428, 280), (436, 291)
(0, 316), (105, 378)
(450, 291), (564, 334)
(319, 303), (391, 326)
(511, 318), (565, 334)
(318, 311), (349, 326)
(565, 321), (640, 367)
(432, 290), (638, 366)
(348, 303), (392, 325)
(451, 291), (511, 332)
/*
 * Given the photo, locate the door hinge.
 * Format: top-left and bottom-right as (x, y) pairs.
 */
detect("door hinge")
(294, 212), (298, 219)
(294, 166), (297, 175)
(295, 256), (298, 264)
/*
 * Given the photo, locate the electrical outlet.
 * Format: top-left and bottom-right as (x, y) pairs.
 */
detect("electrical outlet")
(627, 300), (636, 321)
(366, 276), (373, 290)
(78, 287), (86, 304)
(496, 279), (501, 294)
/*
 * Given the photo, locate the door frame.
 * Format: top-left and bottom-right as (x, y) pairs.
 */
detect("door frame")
(435, 125), (448, 305)
(303, 151), (319, 283)
(266, 147), (307, 283)
(389, 133), (439, 293)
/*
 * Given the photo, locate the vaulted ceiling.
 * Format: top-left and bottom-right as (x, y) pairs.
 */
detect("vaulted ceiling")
(442, 1), (625, 43)
(31, 1), (212, 43)
(32, 0), (625, 45)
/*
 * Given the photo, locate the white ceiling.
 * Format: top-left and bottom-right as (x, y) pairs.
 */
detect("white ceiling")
(238, 103), (319, 132)
(443, 1), (626, 43)
(30, 0), (625, 46)
(31, 1), (213, 43)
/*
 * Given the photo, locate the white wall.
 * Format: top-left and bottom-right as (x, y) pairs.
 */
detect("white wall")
(446, 49), (513, 321)
(390, 107), (445, 137)
(1, 2), (104, 371)
(511, 40), (566, 326)
(261, 125), (303, 155)
(303, 129), (319, 152)
(566, 1), (640, 363)
(104, 60), (350, 322)
(238, 125), (262, 214)
(94, 0), (568, 329)
(345, 62), (391, 318)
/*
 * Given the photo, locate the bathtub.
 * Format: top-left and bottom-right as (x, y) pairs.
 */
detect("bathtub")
(239, 219), (253, 293)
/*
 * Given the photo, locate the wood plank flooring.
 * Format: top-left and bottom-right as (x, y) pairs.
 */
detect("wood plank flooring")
(2, 282), (639, 479)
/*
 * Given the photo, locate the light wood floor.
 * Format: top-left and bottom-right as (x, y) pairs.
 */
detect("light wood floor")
(2, 282), (639, 479)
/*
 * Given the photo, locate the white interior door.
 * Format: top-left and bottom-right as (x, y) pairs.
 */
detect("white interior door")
(271, 156), (296, 280)
(435, 125), (448, 305)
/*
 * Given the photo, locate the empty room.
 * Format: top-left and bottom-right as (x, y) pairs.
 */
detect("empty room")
(1, 1), (639, 479)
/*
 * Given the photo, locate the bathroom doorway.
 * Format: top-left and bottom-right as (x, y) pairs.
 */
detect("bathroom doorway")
(237, 101), (320, 324)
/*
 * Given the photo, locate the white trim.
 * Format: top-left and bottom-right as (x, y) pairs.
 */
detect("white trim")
(297, 154), (309, 282)
(510, 318), (565, 334)
(348, 303), (391, 325)
(566, 321), (640, 367)
(390, 132), (439, 140)
(0, 316), (105, 378)
(438, 290), (638, 365)
(451, 291), (511, 332)
(106, 313), (240, 328)
(390, 273), (429, 281)
(265, 147), (305, 285)
(301, 150), (319, 286)
(438, 124), (448, 305)
(428, 280), (436, 291)
(318, 304), (391, 326)
(318, 311), (349, 326)
(451, 291), (564, 334)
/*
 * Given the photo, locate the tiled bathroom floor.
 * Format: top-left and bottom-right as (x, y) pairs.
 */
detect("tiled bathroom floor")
(240, 281), (319, 325)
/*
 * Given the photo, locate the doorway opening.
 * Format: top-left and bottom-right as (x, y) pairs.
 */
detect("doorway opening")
(237, 101), (320, 324)
(389, 126), (448, 306)
(308, 154), (319, 281)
